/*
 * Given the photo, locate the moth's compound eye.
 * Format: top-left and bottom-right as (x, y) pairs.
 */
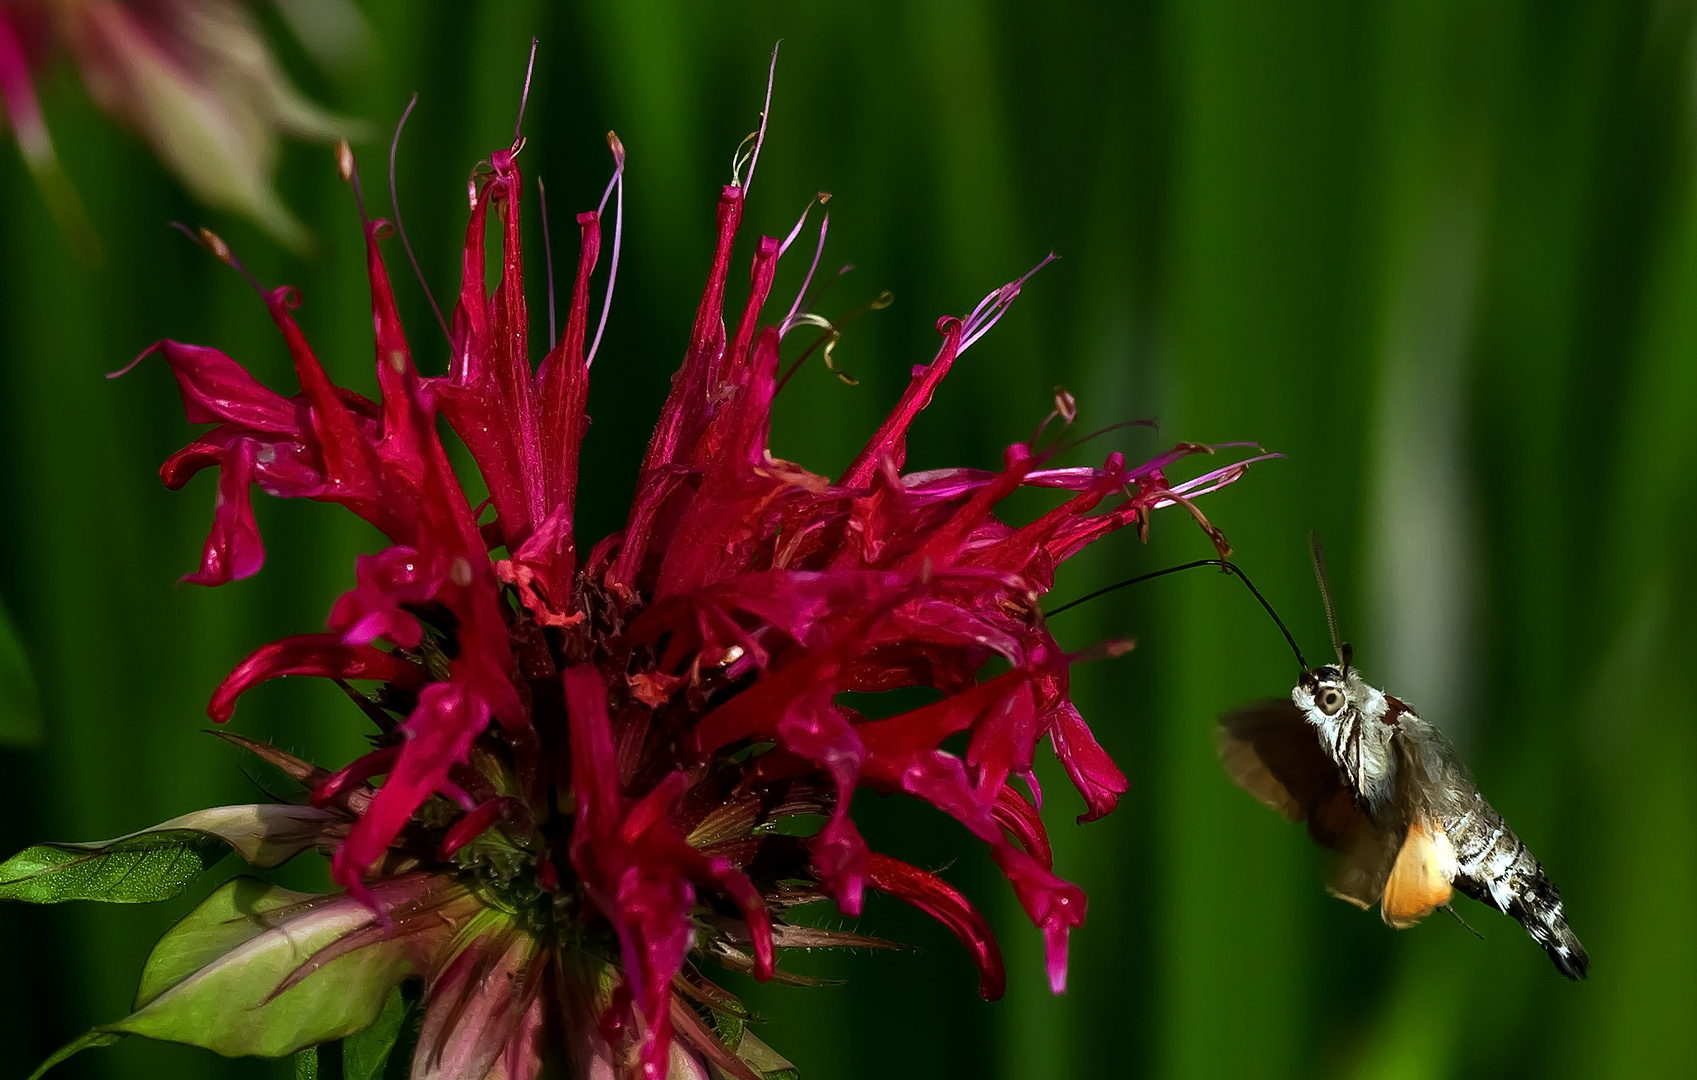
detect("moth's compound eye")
(1316, 686), (1346, 716)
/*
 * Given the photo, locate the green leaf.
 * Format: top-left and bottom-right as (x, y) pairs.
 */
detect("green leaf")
(146, 804), (338, 868)
(712, 1011), (747, 1050)
(295, 1040), (352, 1080)
(0, 593), (42, 747)
(0, 830), (227, 903)
(25, 1031), (123, 1080)
(734, 1030), (799, 1080)
(0, 804), (336, 904)
(343, 984), (416, 1080)
(706, 1027), (801, 1080)
(378, 980), (425, 1080)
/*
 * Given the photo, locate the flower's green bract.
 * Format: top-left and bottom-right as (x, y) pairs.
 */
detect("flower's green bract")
(31, 875), (460, 1075)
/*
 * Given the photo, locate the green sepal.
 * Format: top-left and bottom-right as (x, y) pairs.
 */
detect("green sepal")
(25, 1031), (122, 1080)
(295, 1045), (321, 1080)
(0, 593), (42, 747)
(0, 804), (336, 904)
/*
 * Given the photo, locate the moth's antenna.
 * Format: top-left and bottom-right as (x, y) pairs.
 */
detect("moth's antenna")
(1309, 531), (1350, 671)
(1046, 558), (1307, 671)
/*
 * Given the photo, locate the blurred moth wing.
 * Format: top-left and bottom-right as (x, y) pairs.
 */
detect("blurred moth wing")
(1322, 799), (1403, 911)
(1216, 699), (1402, 910)
(1214, 699), (1334, 823)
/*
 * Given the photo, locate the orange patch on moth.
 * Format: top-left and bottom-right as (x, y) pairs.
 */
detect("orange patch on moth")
(1380, 814), (1457, 929)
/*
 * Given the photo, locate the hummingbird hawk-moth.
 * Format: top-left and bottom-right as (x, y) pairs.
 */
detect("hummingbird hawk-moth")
(1216, 537), (1588, 980)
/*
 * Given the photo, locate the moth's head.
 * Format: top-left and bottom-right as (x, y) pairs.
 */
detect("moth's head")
(1294, 664), (1351, 721)
(1293, 664), (1386, 727)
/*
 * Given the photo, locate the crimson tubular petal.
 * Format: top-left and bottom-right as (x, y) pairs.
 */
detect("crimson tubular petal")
(132, 103), (1261, 1077)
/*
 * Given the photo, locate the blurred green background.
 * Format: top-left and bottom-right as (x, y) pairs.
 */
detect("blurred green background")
(2, 1), (1693, 1077)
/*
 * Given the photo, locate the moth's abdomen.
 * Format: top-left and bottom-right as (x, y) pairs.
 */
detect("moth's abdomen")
(1511, 876), (1588, 981)
(1448, 798), (1589, 980)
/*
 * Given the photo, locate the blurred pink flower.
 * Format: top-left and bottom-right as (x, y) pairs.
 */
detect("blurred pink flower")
(0, 0), (366, 253)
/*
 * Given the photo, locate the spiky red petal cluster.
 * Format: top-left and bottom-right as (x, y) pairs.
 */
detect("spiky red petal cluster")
(131, 118), (1257, 1076)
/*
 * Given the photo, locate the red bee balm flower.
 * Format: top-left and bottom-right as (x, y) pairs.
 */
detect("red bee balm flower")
(108, 65), (1262, 1080)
